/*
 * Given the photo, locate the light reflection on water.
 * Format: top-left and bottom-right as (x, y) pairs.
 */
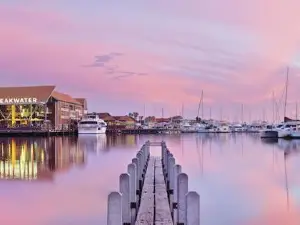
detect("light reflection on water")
(0, 134), (299, 225)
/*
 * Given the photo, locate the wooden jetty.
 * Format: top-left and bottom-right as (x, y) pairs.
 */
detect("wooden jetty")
(0, 128), (77, 137)
(107, 141), (200, 225)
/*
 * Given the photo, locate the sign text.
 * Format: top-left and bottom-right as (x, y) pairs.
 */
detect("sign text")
(0, 97), (38, 105)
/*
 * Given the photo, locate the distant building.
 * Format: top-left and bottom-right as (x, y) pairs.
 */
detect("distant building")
(0, 85), (86, 129)
(98, 113), (137, 129)
(114, 116), (136, 128)
(155, 118), (171, 123)
(98, 113), (117, 126)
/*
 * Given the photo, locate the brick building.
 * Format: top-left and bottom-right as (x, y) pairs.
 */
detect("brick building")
(0, 85), (87, 130)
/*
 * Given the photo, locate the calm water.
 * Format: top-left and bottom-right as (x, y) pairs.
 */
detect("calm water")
(0, 133), (300, 225)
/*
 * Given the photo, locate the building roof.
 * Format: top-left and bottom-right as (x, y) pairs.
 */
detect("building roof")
(74, 98), (87, 109)
(98, 113), (111, 118)
(155, 118), (171, 123)
(114, 116), (136, 122)
(51, 91), (82, 105)
(0, 85), (55, 103)
(103, 116), (116, 122)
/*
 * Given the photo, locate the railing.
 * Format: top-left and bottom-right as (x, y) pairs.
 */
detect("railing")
(107, 141), (200, 225)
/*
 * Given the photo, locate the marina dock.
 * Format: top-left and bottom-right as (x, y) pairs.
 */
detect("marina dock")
(107, 141), (200, 225)
(0, 128), (77, 137)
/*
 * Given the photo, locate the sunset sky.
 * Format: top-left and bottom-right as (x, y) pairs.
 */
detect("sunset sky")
(1, 0), (300, 121)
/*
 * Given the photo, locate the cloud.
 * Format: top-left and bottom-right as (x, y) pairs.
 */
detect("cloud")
(84, 53), (123, 67)
(2, 1), (300, 119)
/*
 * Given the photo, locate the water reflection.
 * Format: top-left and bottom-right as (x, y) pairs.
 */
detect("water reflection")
(0, 134), (300, 225)
(78, 134), (138, 153)
(0, 137), (85, 181)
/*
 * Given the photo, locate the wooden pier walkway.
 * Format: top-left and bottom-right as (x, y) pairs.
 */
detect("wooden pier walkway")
(107, 141), (200, 225)
(135, 157), (173, 224)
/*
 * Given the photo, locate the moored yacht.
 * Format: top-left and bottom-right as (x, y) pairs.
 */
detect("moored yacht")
(260, 124), (278, 138)
(78, 113), (107, 134)
(195, 123), (210, 133)
(289, 125), (300, 138)
(180, 120), (198, 133)
(278, 122), (300, 138)
(231, 124), (245, 132)
(216, 125), (230, 133)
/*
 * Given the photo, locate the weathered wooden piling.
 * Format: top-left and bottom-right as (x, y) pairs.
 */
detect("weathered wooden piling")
(127, 163), (137, 223)
(173, 164), (182, 224)
(131, 158), (139, 207)
(120, 173), (131, 225)
(186, 192), (200, 225)
(107, 192), (122, 225)
(107, 141), (200, 225)
(168, 156), (175, 208)
(177, 173), (189, 225)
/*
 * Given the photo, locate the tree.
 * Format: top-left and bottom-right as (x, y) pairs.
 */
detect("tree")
(128, 112), (134, 118)
(132, 112), (139, 120)
(145, 116), (155, 123)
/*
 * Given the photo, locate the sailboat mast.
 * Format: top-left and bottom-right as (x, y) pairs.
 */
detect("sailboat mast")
(220, 107), (223, 121)
(272, 91), (275, 123)
(296, 102), (298, 120)
(284, 67), (289, 119)
(197, 90), (203, 119)
(201, 90), (204, 119)
(241, 104), (244, 123)
(249, 109), (251, 122)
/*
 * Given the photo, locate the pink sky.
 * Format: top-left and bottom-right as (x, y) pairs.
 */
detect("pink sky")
(1, 1), (300, 121)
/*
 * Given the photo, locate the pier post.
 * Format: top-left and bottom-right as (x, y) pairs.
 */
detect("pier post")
(177, 173), (189, 225)
(186, 192), (200, 225)
(166, 152), (173, 191)
(119, 173), (131, 225)
(162, 145), (168, 176)
(136, 152), (143, 191)
(127, 163), (137, 223)
(107, 192), (122, 225)
(173, 164), (182, 223)
(132, 158), (139, 205)
(164, 149), (170, 179)
(168, 157), (175, 208)
(140, 147), (146, 173)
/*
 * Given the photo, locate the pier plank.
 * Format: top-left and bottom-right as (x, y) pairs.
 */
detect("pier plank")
(154, 158), (173, 225)
(135, 158), (155, 225)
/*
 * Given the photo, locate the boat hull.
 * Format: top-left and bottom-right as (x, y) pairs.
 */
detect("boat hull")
(78, 126), (107, 134)
(260, 130), (278, 138)
(278, 130), (291, 138)
(288, 131), (300, 139)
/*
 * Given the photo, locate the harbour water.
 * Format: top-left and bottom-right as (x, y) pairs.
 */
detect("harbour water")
(0, 134), (300, 225)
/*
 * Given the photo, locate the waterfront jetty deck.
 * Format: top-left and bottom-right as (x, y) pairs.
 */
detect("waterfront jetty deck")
(0, 128), (77, 137)
(107, 141), (200, 225)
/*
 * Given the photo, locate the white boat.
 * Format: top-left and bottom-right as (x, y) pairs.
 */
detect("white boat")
(195, 123), (210, 133)
(180, 121), (197, 133)
(278, 122), (300, 138)
(247, 124), (264, 133)
(260, 125), (278, 138)
(231, 124), (245, 132)
(78, 113), (107, 134)
(289, 125), (300, 138)
(216, 125), (230, 133)
(260, 122), (300, 138)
